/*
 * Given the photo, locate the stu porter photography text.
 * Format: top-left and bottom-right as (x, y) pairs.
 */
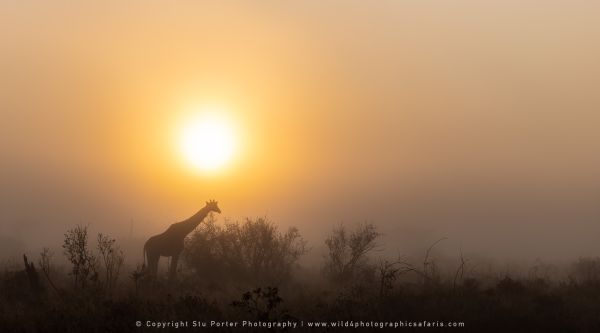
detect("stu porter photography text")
(139, 320), (465, 329)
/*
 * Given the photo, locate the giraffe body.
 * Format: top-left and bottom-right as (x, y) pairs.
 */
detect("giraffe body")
(144, 200), (221, 281)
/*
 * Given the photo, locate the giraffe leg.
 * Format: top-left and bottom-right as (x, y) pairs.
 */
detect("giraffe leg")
(168, 254), (179, 282)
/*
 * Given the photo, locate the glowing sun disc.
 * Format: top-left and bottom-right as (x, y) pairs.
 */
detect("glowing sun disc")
(179, 113), (236, 171)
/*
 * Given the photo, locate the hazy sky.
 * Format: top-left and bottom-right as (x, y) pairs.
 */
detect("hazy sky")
(2, 1), (600, 261)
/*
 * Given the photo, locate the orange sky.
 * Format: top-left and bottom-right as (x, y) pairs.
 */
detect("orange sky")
(2, 1), (600, 260)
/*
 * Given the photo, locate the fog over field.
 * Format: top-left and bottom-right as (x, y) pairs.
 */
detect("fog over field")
(2, 1), (600, 266)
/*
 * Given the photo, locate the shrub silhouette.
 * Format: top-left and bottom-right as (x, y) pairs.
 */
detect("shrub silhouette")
(569, 257), (600, 285)
(63, 225), (98, 289)
(185, 216), (307, 285)
(231, 287), (292, 322)
(62, 225), (124, 292)
(97, 233), (124, 294)
(323, 223), (378, 284)
(39, 247), (60, 295)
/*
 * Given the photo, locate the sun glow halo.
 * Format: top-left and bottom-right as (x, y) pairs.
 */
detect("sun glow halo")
(179, 112), (237, 172)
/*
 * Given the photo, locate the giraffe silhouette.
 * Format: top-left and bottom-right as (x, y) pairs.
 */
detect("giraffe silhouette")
(144, 200), (221, 281)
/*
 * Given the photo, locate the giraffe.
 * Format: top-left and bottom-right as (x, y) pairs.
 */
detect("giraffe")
(143, 200), (221, 281)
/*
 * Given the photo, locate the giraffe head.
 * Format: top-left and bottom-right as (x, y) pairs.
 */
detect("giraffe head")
(206, 199), (221, 214)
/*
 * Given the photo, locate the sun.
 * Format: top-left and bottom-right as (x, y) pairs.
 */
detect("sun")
(179, 111), (237, 172)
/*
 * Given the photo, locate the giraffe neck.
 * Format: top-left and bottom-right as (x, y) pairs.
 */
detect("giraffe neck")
(179, 205), (211, 236)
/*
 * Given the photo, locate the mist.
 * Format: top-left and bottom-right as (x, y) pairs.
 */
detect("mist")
(2, 0), (600, 266)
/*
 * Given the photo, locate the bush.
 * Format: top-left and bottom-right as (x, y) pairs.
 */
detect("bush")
(62, 225), (124, 292)
(570, 257), (600, 284)
(323, 223), (378, 284)
(184, 216), (307, 285)
(97, 233), (124, 293)
(63, 225), (98, 289)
